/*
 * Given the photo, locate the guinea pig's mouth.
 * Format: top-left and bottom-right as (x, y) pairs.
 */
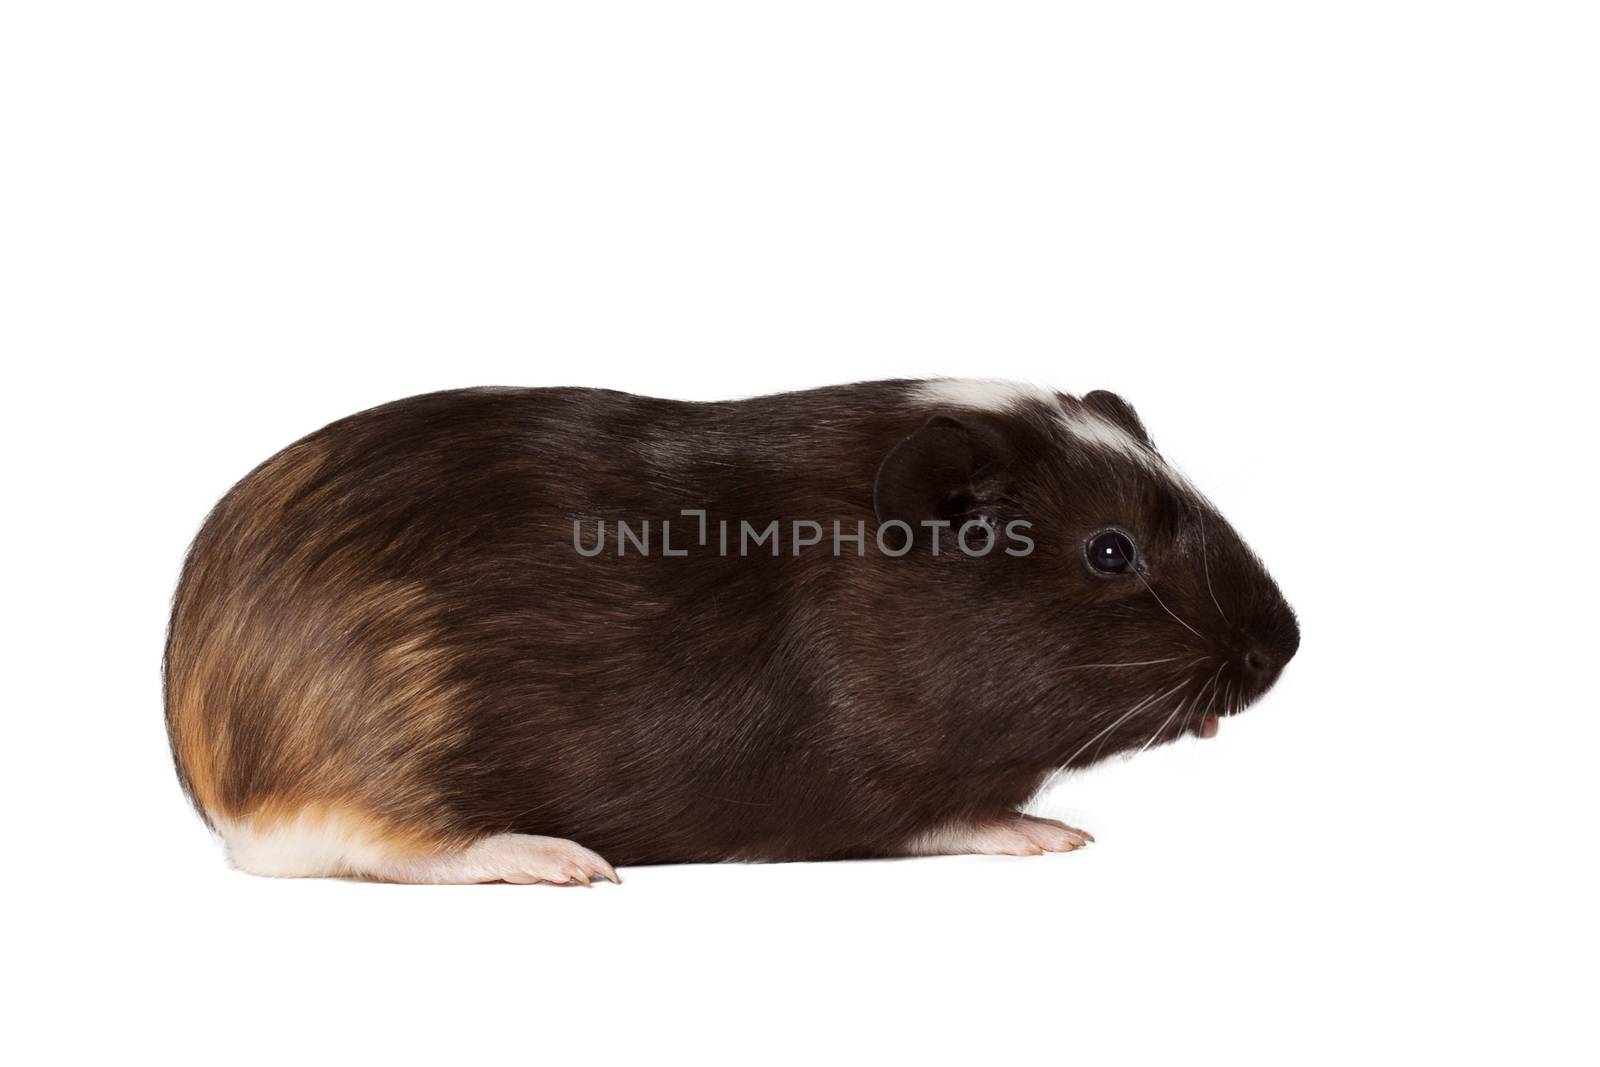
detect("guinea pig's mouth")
(1195, 714), (1221, 739)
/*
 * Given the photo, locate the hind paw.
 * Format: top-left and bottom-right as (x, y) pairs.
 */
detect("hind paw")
(370, 833), (621, 886)
(479, 835), (620, 886)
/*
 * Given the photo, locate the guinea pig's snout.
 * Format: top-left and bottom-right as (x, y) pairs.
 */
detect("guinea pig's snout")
(1235, 608), (1300, 693)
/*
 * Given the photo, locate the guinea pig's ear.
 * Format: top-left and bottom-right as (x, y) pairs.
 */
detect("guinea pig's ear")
(1082, 390), (1154, 449)
(873, 414), (1011, 535)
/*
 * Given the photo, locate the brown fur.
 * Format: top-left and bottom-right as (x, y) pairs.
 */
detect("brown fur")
(165, 436), (468, 848)
(165, 381), (1298, 869)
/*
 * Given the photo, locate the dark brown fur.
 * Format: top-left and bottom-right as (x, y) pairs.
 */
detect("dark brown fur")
(165, 381), (1298, 866)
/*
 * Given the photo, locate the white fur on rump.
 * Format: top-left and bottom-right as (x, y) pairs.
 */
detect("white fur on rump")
(216, 810), (619, 885)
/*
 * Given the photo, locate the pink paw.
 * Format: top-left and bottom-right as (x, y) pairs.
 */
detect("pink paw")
(493, 836), (621, 886)
(910, 814), (1095, 857)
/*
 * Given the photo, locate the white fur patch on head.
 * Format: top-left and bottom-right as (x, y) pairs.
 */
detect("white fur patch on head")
(912, 377), (1195, 494)
(1058, 407), (1151, 463)
(911, 378), (1061, 415)
(1062, 405), (1202, 497)
(911, 378), (1147, 458)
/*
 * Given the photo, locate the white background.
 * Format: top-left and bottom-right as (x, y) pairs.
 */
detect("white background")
(4, 3), (1595, 1063)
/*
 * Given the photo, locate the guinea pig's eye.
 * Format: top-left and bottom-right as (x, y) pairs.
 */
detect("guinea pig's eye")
(1084, 528), (1138, 577)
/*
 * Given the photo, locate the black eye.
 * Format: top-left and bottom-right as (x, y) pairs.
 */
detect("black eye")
(1085, 528), (1138, 576)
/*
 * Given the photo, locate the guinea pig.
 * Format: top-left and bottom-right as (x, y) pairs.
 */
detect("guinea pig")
(164, 378), (1298, 884)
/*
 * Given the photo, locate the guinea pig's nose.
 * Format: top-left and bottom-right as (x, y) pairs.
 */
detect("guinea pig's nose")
(1237, 646), (1282, 688)
(1238, 615), (1299, 687)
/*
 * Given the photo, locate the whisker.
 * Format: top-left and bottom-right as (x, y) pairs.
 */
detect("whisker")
(1199, 514), (1230, 627)
(1203, 661), (1226, 711)
(1063, 681), (1185, 767)
(1183, 662), (1226, 742)
(1035, 667), (1189, 798)
(1137, 695), (1187, 755)
(1053, 656), (1183, 673)
(1133, 569), (1205, 641)
(1092, 679), (1191, 763)
(1070, 657), (1210, 731)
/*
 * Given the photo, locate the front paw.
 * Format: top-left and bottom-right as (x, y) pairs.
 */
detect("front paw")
(909, 813), (1094, 857)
